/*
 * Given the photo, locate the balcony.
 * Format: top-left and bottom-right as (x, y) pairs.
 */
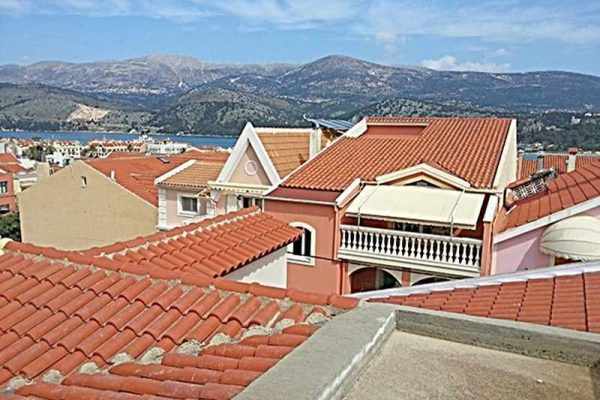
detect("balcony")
(339, 225), (482, 277)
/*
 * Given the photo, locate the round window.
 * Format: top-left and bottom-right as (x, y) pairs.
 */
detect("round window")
(245, 160), (258, 176)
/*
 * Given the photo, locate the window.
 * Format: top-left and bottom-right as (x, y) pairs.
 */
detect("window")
(0, 204), (9, 214)
(80, 176), (87, 188)
(178, 195), (199, 215)
(226, 195), (239, 213)
(287, 222), (316, 266)
(0, 181), (7, 194)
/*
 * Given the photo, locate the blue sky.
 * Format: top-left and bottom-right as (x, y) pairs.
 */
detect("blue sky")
(1, 0), (599, 75)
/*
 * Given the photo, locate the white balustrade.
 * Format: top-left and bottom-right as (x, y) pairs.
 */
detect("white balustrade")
(340, 225), (482, 270)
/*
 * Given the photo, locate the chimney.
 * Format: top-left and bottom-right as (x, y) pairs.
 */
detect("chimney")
(566, 147), (577, 173)
(110, 170), (116, 180)
(536, 152), (545, 171)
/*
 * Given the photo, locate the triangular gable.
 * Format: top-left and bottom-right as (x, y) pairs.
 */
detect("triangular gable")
(375, 163), (471, 190)
(215, 122), (281, 186)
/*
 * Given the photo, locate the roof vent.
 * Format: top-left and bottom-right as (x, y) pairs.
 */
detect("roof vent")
(110, 170), (116, 180)
(157, 157), (170, 164)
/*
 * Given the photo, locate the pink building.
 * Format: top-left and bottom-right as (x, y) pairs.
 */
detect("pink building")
(493, 162), (600, 274)
(264, 117), (518, 294)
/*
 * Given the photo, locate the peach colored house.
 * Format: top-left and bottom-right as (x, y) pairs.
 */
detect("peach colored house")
(154, 122), (342, 229)
(208, 122), (340, 216)
(492, 162), (600, 274)
(264, 116), (518, 294)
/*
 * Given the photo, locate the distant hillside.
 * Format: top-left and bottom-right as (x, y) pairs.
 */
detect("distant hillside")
(2, 54), (600, 113)
(1, 54), (600, 148)
(0, 54), (295, 98)
(150, 88), (308, 134)
(0, 83), (152, 131)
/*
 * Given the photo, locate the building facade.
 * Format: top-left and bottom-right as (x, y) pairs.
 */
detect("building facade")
(264, 117), (518, 294)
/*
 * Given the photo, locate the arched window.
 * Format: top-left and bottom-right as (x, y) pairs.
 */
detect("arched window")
(288, 222), (316, 266)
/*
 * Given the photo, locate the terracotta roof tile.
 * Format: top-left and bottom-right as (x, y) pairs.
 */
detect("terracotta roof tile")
(280, 117), (511, 191)
(72, 208), (301, 280)
(518, 154), (600, 180)
(0, 243), (357, 398)
(373, 267), (600, 334)
(256, 130), (312, 178)
(159, 160), (226, 191)
(499, 162), (600, 231)
(86, 150), (229, 206)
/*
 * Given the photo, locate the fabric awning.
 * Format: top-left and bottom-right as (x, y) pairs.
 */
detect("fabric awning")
(541, 216), (600, 261)
(345, 185), (486, 229)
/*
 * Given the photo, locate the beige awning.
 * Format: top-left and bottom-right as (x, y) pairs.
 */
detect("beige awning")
(345, 185), (485, 229)
(541, 216), (600, 261)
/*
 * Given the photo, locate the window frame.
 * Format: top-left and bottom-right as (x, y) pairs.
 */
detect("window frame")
(177, 193), (200, 216)
(287, 222), (316, 266)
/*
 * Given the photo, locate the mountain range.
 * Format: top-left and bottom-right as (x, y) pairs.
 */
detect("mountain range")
(1, 54), (600, 144)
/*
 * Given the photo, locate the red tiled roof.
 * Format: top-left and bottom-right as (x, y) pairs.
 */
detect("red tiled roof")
(256, 131), (311, 178)
(280, 117), (512, 191)
(373, 267), (600, 334)
(83, 207), (301, 280)
(0, 241), (358, 397)
(86, 151), (229, 206)
(159, 160), (226, 191)
(518, 154), (600, 180)
(0, 164), (25, 174)
(0, 154), (18, 164)
(498, 162), (600, 232)
(105, 152), (145, 160)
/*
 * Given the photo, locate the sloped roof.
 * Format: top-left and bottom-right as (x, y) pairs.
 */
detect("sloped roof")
(498, 162), (600, 232)
(371, 263), (600, 334)
(159, 160), (226, 191)
(0, 153), (26, 174)
(256, 130), (311, 179)
(0, 239), (358, 397)
(79, 208), (301, 280)
(105, 152), (146, 160)
(0, 154), (19, 164)
(85, 151), (229, 206)
(519, 154), (600, 179)
(280, 117), (512, 191)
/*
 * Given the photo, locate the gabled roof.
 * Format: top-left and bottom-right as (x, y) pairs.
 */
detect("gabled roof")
(497, 162), (600, 233)
(157, 160), (227, 191)
(79, 208), (301, 280)
(280, 117), (513, 191)
(86, 151), (229, 206)
(0, 238), (358, 398)
(366, 262), (600, 334)
(216, 123), (313, 188)
(256, 129), (311, 179)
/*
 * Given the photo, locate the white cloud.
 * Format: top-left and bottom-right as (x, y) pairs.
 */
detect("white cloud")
(0, 0), (362, 25)
(364, 0), (600, 46)
(421, 55), (510, 73)
(0, 0), (28, 13)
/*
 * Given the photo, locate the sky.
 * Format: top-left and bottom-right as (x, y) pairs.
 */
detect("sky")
(0, 0), (599, 75)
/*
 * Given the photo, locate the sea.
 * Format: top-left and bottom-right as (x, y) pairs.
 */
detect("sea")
(0, 131), (237, 149)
